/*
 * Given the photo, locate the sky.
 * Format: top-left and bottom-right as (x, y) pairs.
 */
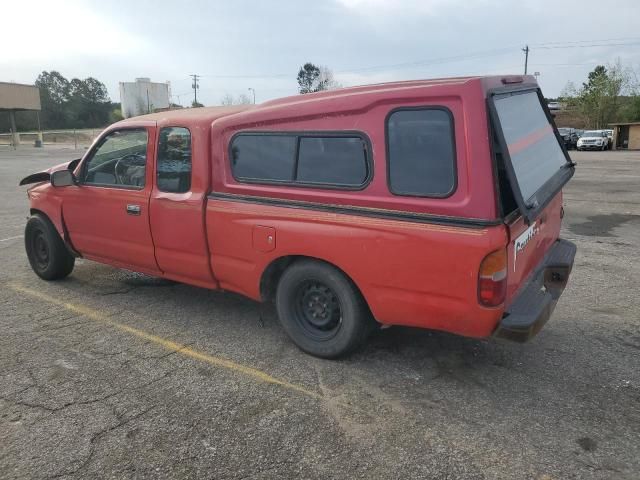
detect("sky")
(2, 0), (640, 106)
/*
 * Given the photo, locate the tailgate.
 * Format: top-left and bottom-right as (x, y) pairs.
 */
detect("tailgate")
(488, 85), (574, 306)
(505, 193), (562, 307)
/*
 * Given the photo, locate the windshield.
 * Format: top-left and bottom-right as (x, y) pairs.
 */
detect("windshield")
(493, 90), (569, 203)
(583, 131), (603, 137)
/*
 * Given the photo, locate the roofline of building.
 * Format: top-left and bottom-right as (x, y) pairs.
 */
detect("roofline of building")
(0, 81), (38, 88)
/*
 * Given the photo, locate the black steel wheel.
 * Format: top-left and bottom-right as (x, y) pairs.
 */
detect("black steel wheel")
(276, 259), (375, 358)
(30, 227), (50, 271)
(293, 280), (343, 341)
(25, 214), (75, 280)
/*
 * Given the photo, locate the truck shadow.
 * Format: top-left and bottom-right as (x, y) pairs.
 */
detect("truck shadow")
(54, 265), (532, 387)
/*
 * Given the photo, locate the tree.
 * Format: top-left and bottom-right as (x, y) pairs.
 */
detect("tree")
(67, 77), (112, 127)
(297, 63), (341, 94)
(191, 100), (204, 108)
(35, 71), (71, 128)
(620, 69), (640, 122)
(109, 108), (124, 123)
(562, 62), (635, 128)
(237, 93), (253, 105)
(219, 93), (253, 106)
(36, 71), (70, 104)
(220, 94), (235, 106)
(621, 96), (640, 122)
(297, 63), (321, 94)
(33, 71), (113, 129)
(317, 66), (341, 91)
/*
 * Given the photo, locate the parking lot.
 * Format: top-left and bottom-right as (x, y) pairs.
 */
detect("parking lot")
(1, 146), (639, 479)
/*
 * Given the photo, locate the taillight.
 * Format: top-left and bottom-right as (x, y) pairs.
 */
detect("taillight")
(478, 249), (507, 307)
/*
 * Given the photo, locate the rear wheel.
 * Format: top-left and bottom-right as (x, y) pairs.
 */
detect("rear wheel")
(275, 260), (374, 358)
(25, 214), (75, 280)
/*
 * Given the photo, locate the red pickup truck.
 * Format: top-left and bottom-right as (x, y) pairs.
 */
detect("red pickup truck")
(20, 75), (576, 358)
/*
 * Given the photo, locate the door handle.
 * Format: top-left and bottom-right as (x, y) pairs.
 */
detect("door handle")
(126, 204), (141, 215)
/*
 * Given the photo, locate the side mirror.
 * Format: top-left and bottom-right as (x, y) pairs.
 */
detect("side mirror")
(51, 169), (76, 187)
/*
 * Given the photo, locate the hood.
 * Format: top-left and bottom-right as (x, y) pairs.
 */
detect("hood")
(19, 158), (81, 186)
(578, 136), (604, 141)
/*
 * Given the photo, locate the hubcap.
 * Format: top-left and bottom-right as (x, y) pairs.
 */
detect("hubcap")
(294, 281), (342, 339)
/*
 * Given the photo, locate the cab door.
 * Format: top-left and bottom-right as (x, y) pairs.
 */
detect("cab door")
(63, 124), (161, 274)
(148, 125), (217, 287)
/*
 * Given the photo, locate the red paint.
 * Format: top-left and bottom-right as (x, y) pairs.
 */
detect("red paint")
(25, 76), (571, 340)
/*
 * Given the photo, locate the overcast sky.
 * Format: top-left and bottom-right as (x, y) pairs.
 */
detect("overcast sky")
(3, 0), (640, 106)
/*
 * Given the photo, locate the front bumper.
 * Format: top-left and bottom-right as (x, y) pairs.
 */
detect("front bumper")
(577, 143), (604, 150)
(494, 238), (577, 342)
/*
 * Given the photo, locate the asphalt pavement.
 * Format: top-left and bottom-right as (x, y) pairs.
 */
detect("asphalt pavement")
(1, 145), (639, 479)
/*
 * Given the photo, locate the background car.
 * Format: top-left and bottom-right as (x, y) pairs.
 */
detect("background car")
(557, 127), (579, 150)
(576, 130), (609, 151)
(603, 129), (614, 148)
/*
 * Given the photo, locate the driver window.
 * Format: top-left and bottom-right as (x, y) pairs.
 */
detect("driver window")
(82, 129), (148, 188)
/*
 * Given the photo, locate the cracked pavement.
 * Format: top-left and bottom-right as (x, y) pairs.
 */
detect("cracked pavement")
(1, 146), (639, 479)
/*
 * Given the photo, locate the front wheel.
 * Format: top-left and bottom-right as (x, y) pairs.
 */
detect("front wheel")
(25, 214), (75, 280)
(275, 260), (375, 358)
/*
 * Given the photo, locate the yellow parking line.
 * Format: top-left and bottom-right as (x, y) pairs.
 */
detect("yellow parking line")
(8, 283), (321, 400)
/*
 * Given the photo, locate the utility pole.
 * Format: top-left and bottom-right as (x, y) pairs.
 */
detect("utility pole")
(522, 45), (530, 75)
(190, 74), (200, 106)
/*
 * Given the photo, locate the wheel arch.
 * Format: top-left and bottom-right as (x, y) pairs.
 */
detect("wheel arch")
(29, 207), (79, 257)
(30, 207), (62, 233)
(259, 255), (372, 313)
(29, 189), (64, 238)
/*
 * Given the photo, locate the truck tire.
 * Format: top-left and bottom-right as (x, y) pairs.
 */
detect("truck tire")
(24, 214), (75, 280)
(275, 260), (374, 358)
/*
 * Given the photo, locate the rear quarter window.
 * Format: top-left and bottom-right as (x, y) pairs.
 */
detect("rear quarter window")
(296, 136), (368, 186)
(386, 108), (456, 197)
(231, 135), (297, 182)
(230, 133), (370, 188)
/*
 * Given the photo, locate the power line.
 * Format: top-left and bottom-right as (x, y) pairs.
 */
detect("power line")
(535, 41), (640, 50)
(530, 62), (601, 67)
(198, 73), (290, 79)
(531, 36), (640, 47)
(335, 47), (517, 74)
(184, 39), (639, 81)
(193, 47), (518, 79)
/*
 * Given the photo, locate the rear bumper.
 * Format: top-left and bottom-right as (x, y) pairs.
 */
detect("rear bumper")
(494, 238), (577, 342)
